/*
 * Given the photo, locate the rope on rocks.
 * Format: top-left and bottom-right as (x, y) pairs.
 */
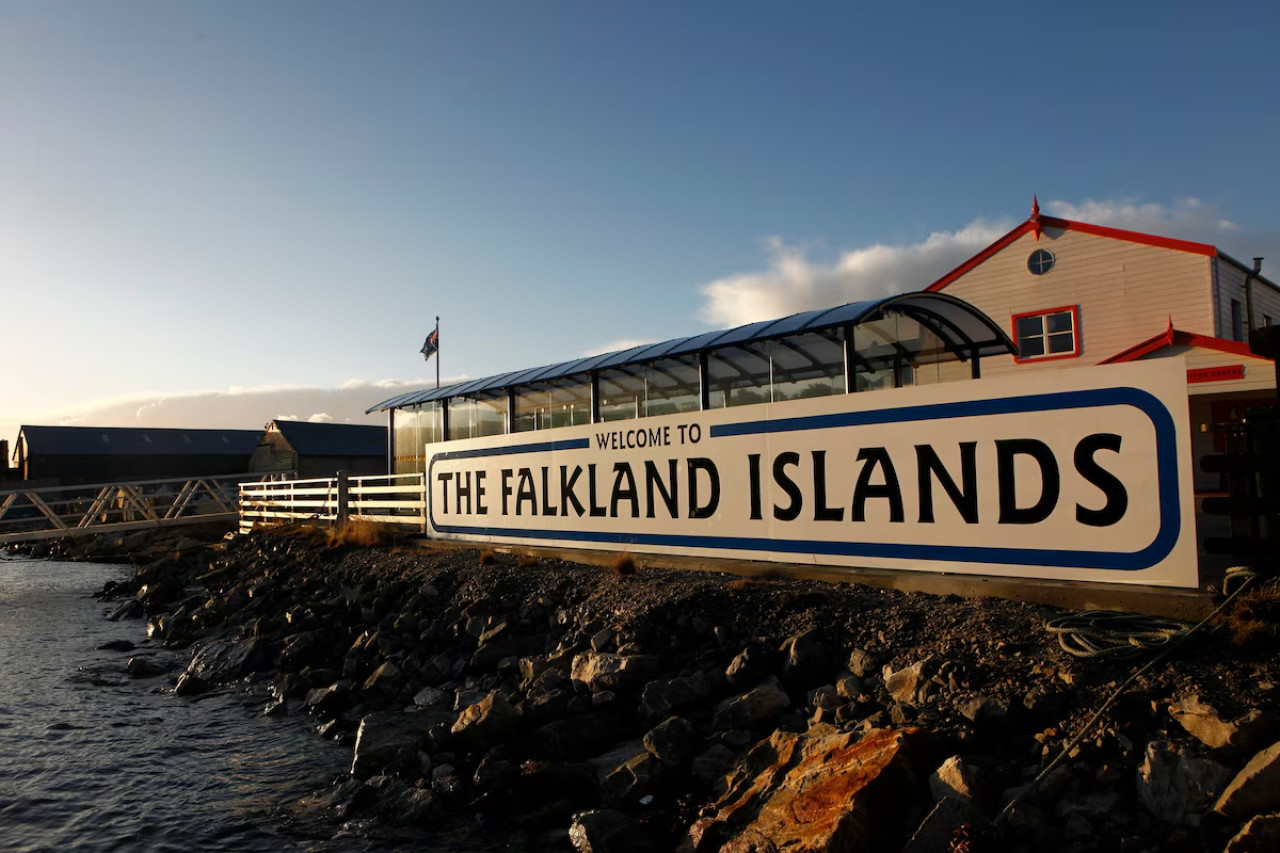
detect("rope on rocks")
(992, 566), (1261, 832)
(1043, 611), (1190, 660)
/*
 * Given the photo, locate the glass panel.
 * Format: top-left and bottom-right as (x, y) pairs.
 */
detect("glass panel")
(770, 332), (845, 401)
(447, 394), (510, 439)
(473, 392), (508, 436)
(547, 378), (592, 428)
(1015, 316), (1044, 340)
(599, 368), (644, 422)
(1020, 336), (1046, 357)
(645, 357), (701, 417)
(1047, 332), (1075, 354)
(706, 345), (771, 408)
(512, 385), (548, 433)
(1046, 312), (1073, 334)
(393, 403), (441, 474)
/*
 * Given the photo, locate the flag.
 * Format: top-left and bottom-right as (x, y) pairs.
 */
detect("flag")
(420, 327), (439, 361)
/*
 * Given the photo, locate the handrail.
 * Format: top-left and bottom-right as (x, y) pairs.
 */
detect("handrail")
(238, 472), (426, 534)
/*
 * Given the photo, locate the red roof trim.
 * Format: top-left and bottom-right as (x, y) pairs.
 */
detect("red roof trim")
(925, 221), (1035, 292)
(925, 214), (1218, 293)
(1101, 328), (1258, 364)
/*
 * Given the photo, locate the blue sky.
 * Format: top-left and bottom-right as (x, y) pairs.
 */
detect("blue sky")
(2, 1), (1278, 448)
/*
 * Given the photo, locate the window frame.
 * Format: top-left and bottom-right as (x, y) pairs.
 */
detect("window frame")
(1011, 305), (1081, 364)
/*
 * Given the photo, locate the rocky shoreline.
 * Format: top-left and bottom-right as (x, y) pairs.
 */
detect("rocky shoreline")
(20, 525), (1280, 852)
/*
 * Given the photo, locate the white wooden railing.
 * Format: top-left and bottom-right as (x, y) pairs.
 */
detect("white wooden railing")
(238, 472), (425, 533)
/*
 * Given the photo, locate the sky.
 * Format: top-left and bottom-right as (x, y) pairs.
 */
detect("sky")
(2, 1), (1279, 456)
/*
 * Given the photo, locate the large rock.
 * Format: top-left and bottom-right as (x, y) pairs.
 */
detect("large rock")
(531, 712), (625, 761)
(705, 727), (934, 853)
(1136, 740), (1233, 825)
(351, 710), (450, 778)
(883, 659), (930, 706)
(1215, 740), (1280, 821)
(644, 716), (695, 767)
(725, 641), (776, 688)
(1224, 813), (1280, 853)
(1170, 695), (1274, 752)
(782, 628), (828, 688)
(450, 691), (520, 753)
(640, 673), (714, 718)
(569, 808), (654, 853)
(186, 636), (268, 682)
(572, 652), (661, 693)
(903, 795), (985, 853)
(928, 755), (988, 812)
(712, 677), (790, 731)
(470, 633), (547, 672)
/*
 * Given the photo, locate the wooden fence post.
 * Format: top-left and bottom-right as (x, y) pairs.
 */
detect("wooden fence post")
(336, 470), (350, 527)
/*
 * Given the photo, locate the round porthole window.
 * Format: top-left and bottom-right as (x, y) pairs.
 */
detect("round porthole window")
(1028, 249), (1056, 275)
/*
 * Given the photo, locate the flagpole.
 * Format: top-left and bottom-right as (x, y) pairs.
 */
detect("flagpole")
(435, 316), (440, 390)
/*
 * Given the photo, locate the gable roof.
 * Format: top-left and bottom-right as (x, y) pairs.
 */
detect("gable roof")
(925, 203), (1274, 293)
(18, 425), (263, 456)
(1099, 320), (1257, 364)
(269, 420), (387, 457)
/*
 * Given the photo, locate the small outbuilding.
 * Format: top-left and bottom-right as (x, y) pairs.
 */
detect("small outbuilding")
(13, 425), (264, 486)
(249, 420), (387, 479)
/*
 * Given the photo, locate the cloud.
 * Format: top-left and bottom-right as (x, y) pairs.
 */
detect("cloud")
(583, 338), (660, 357)
(698, 221), (1014, 327)
(1043, 197), (1238, 239)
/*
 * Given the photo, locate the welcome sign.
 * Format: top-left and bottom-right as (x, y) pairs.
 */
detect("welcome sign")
(426, 359), (1197, 588)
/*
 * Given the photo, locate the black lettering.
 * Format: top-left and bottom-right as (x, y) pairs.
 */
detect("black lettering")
(812, 450), (844, 521)
(587, 463), (607, 517)
(916, 443), (978, 524)
(560, 465), (585, 516)
(539, 466), (557, 516)
(475, 470), (488, 515)
(437, 471), (454, 514)
(996, 439), (1060, 524)
(501, 468), (514, 515)
(456, 471), (472, 515)
(611, 462), (639, 518)
(515, 468), (538, 516)
(644, 459), (679, 519)
(1075, 433), (1128, 527)
(772, 452), (803, 521)
(747, 453), (763, 520)
(688, 458), (720, 519)
(852, 447), (904, 523)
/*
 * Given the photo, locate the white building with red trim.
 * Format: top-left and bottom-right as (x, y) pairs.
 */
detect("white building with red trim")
(921, 200), (1278, 558)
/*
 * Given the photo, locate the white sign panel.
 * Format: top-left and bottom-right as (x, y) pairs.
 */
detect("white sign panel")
(426, 359), (1197, 588)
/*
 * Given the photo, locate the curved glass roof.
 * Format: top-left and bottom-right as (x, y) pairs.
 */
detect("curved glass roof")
(368, 291), (1015, 412)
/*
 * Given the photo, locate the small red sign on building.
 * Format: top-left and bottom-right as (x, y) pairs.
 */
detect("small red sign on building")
(1187, 365), (1245, 384)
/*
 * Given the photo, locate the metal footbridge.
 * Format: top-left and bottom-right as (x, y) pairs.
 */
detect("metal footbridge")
(0, 473), (273, 546)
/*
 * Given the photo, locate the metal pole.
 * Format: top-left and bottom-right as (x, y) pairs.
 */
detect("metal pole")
(435, 316), (440, 390)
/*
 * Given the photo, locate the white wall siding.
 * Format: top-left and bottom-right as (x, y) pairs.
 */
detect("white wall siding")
(1213, 258), (1280, 341)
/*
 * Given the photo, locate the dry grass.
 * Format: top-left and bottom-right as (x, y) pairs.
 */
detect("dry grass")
(324, 520), (396, 548)
(479, 549), (497, 566)
(611, 553), (637, 577)
(1222, 582), (1280, 648)
(515, 554), (540, 569)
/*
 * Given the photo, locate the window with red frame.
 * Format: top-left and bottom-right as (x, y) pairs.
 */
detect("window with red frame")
(1013, 307), (1079, 361)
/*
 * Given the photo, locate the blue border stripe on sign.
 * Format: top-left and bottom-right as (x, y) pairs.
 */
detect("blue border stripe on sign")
(427, 387), (1181, 572)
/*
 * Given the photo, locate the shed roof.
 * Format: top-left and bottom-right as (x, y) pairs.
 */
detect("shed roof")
(269, 420), (387, 457)
(18, 426), (263, 456)
(368, 290), (1014, 412)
